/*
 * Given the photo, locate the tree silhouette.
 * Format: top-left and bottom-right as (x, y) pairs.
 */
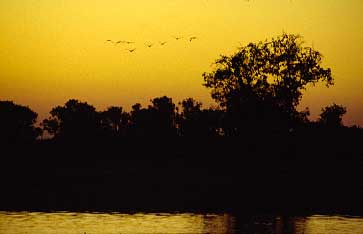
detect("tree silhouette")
(129, 103), (153, 136)
(128, 96), (178, 136)
(42, 99), (101, 140)
(179, 98), (223, 136)
(179, 98), (203, 136)
(100, 106), (130, 137)
(0, 100), (42, 143)
(318, 103), (347, 128)
(203, 33), (333, 135)
(148, 96), (178, 136)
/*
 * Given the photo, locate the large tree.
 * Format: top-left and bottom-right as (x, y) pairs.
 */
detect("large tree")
(42, 99), (101, 140)
(0, 100), (42, 142)
(203, 33), (333, 134)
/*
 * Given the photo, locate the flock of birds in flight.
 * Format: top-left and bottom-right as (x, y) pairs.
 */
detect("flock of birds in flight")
(106, 35), (198, 53)
(104, 0), (296, 54)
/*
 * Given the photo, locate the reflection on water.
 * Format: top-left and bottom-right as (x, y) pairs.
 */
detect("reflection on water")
(0, 212), (362, 234)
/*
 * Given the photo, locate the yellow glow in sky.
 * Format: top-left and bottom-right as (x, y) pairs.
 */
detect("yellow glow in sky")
(1, 0), (362, 125)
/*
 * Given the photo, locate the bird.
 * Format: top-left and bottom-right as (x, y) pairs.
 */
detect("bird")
(145, 43), (154, 48)
(116, 40), (135, 44)
(189, 36), (197, 42)
(106, 39), (114, 43)
(159, 41), (167, 46)
(173, 36), (183, 40)
(125, 48), (136, 53)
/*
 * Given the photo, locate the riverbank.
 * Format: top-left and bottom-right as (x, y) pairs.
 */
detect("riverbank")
(1, 132), (362, 215)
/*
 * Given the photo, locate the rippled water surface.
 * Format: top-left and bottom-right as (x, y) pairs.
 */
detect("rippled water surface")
(0, 212), (362, 234)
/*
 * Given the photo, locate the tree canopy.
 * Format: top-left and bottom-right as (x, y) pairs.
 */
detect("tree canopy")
(100, 106), (130, 137)
(128, 96), (178, 136)
(42, 99), (100, 140)
(0, 100), (42, 142)
(179, 98), (223, 136)
(319, 103), (347, 128)
(203, 33), (333, 134)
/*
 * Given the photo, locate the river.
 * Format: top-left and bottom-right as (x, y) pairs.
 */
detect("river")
(0, 212), (362, 234)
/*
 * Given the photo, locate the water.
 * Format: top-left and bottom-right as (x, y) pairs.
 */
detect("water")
(0, 212), (362, 234)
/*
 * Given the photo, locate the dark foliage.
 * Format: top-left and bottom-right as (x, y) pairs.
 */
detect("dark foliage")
(203, 33), (333, 135)
(0, 100), (41, 143)
(319, 103), (347, 128)
(42, 99), (101, 140)
(100, 106), (130, 137)
(128, 96), (178, 136)
(179, 98), (224, 136)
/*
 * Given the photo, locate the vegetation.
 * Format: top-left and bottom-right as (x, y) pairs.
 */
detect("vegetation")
(42, 99), (101, 140)
(318, 103), (347, 128)
(0, 33), (361, 142)
(0, 100), (41, 143)
(1, 96), (356, 142)
(203, 33), (333, 135)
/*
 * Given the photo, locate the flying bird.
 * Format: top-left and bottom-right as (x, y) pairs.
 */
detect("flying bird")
(145, 43), (154, 48)
(125, 48), (136, 53)
(173, 36), (183, 40)
(106, 40), (114, 43)
(117, 40), (135, 44)
(159, 41), (167, 46)
(189, 36), (197, 42)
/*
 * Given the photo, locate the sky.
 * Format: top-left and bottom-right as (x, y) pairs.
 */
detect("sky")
(0, 0), (362, 126)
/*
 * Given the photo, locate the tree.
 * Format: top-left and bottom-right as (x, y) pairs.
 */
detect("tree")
(179, 98), (223, 136)
(319, 103), (347, 128)
(42, 99), (101, 140)
(100, 106), (130, 136)
(148, 96), (178, 136)
(0, 100), (42, 142)
(179, 98), (204, 136)
(128, 96), (178, 136)
(129, 103), (153, 136)
(203, 33), (333, 135)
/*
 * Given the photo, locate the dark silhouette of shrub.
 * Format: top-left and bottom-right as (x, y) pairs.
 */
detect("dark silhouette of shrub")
(319, 103), (347, 128)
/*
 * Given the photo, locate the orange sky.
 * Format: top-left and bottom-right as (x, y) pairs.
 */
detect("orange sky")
(0, 0), (362, 125)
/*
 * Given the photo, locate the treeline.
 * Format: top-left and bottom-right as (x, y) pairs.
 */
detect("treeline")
(1, 96), (362, 214)
(1, 33), (362, 143)
(0, 97), (361, 143)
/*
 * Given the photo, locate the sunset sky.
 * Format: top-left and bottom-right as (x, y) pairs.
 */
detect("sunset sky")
(1, 0), (362, 125)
